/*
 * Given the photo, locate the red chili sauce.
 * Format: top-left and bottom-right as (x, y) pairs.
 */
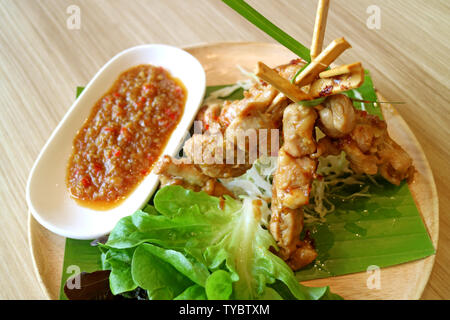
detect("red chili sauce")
(67, 64), (186, 209)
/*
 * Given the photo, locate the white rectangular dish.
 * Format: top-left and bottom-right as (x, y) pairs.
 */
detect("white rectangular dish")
(26, 44), (206, 239)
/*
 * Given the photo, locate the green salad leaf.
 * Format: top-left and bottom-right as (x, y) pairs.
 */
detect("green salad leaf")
(102, 247), (136, 295)
(205, 270), (233, 300)
(131, 243), (194, 300)
(98, 185), (334, 300)
(174, 284), (207, 300)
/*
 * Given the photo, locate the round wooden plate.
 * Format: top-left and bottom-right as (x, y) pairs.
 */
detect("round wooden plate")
(28, 42), (439, 300)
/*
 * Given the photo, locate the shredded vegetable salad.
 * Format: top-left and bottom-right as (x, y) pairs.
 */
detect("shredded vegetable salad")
(221, 152), (375, 224)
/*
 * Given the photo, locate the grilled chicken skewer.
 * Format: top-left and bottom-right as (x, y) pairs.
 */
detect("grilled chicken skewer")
(257, 62), (414, 269)
(156, 60), (414, 272)
(270, 103), (319, 270)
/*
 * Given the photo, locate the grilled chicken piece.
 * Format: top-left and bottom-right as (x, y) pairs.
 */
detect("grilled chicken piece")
(221, 81), (281, 159)
(218, 83), (279, 128)
(156, 155), (208, 186)
(225, 112), (279, 158)
(269, 193), (303, 259)
(196, 103), (223, 133)
(317, 94), (414, 185)
(217, 59), (307, 131)
(287, 240), (318, 271)
(282, 103), (318, 158)
(270, 151), (318, 270)
(183, 134), (251, 178)
(274, 59), (307, 81)
(312, 136), (341, 159)
(155, 155), (234, 198)
(273, 148), (317, 209)
(317, 94), (356, 138)
(376, 134), (415, 185)
(339, 137), (379, 175)
(270, 194), (318, 270)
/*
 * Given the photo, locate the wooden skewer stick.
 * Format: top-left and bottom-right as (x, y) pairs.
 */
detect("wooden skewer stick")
(310, 0), (330, 60)
(319, 62), (362, 78)
(255, 62), (312, 103)
(294, 37), (351, 87)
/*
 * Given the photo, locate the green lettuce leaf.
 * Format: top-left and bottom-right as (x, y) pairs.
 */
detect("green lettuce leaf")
(131, 243), (194, 300)
(101, 185), (332, 300)
(202, 196), (328, 300)
(102, 247), (136, 295)
(205, 270), (233, 300)
(174, 284), (207, 300)
(132, 243), (210, 287)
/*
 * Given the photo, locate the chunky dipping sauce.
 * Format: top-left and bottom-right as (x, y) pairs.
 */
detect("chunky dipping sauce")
(67, 64), (186, 209)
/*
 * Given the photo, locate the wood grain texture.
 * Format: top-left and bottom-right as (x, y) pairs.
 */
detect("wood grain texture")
(0, 0), (448, 299)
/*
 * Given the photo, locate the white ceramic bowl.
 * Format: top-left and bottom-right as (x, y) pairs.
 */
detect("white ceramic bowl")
(26, 44), (206, 240)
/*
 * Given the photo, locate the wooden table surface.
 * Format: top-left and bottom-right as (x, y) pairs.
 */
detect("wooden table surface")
(0, 0), (448, 300)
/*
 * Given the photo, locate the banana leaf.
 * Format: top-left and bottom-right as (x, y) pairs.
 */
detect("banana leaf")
(296, 176), (435, 281)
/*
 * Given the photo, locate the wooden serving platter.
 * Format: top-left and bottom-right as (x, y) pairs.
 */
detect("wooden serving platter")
(28, 42), (439, 300)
